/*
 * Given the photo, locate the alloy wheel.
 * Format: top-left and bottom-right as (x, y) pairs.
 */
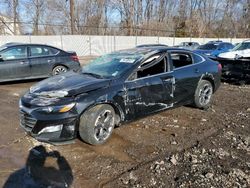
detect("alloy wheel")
(198, 84), (213, 106)
(94, 110), (114, 141)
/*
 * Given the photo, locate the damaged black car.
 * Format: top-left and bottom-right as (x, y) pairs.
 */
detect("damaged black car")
(19, 47), (221, 145)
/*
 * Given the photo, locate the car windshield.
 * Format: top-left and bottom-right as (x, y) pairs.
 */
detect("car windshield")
(198, 43), (218, 50)
(82, 53), (143, 79)
(232, 42), (250, 51)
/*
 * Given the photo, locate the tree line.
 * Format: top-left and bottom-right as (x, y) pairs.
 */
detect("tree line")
(0, 0), (249, 38)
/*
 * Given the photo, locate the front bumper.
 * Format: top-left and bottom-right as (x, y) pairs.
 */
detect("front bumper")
(19, 104), (79, 144)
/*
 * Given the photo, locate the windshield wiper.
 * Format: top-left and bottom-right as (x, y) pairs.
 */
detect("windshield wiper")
(82, 72), (104, 79)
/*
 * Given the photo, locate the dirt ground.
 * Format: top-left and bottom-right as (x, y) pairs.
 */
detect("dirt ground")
(0, 79), (249, 187)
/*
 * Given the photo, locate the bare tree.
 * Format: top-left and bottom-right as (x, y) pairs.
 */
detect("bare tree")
(69, 0), (75, 34)
(0, 0), (249, 37)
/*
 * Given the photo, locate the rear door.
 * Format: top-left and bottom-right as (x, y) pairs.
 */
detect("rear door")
(169, 51), (203, 104)
(29, 45), (59, 77)
(0, 46), (30, 81)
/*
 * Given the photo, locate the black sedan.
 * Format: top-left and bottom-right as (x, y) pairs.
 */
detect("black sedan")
(19, 47), (221, 145)
(0, 43), (81, 82)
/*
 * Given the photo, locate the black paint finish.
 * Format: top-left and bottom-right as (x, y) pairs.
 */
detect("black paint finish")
(19, 47), (221, 143)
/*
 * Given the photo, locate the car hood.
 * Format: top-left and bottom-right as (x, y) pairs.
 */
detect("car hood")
(30, 71), (111, 97)
(218, 49), (250, 59)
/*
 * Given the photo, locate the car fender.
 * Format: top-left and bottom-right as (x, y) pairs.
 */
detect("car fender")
(95, 101), (124, 124)
(76, 91), (125, 123)
(199, 73), (216, 92)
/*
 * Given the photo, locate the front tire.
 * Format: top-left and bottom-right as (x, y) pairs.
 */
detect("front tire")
(79, 104), (115, 145)
(194, 80), (213, 109)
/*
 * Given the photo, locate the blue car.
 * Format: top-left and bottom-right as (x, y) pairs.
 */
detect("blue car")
(195, 41), (234, 57)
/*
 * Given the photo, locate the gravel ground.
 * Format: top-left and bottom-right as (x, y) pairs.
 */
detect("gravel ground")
(0, 81), (249, 188)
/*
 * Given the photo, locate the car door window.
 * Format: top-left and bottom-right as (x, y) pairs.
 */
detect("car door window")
(137, 54), (166, 78)
(170, 52), (193, 69)
(0, 46), (27, 60)
(30, 46), (59, 57)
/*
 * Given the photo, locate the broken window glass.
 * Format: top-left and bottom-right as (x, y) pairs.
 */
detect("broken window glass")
(137, 56), (166, 78)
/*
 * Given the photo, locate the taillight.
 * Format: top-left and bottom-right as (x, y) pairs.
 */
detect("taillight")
(218, 63), (222, 72)
(71, 55), (79, 62)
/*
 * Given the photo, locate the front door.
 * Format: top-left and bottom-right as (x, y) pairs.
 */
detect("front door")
(125, 53), (174, 117)
(137, 73), (174, 115)
(0, 46), (30, 81)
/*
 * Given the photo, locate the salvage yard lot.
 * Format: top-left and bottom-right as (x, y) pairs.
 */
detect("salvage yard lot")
(0, 81), (249, 187)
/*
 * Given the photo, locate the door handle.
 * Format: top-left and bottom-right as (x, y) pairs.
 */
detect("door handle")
(163, 78), (172, 82)
(47, 59), (52, 63)
(162, 76), (174, 82)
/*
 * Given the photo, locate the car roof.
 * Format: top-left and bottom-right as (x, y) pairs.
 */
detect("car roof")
(136, 46), (192, 51)
(202, 41), (232, 46)
(181, 42), (198, 44)
(208, 40), (223, 43)
(1, 42), (23, 47)
(0, 43), (62, 52)
(1, 43), (58, 48)
(115, 47), (192, 56)
(136, 44), (168, 48)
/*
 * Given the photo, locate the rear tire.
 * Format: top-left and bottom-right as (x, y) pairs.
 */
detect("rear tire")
(194, 80), (213, 109)
(79, 104), (115, 145)
(52, 65), (68, 75)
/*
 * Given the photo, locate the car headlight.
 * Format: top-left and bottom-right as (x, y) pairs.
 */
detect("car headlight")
(40, 103), (76, 113)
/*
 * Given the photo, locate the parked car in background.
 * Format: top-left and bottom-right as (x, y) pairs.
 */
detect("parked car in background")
(174, 42), (200, 50)
(218, 40), (250, 59)
(214, 58), (250, 83)
(0, 43), (81, 82)
(19, 46), (221, 145)
(212, 40), (250, 83)
(195, 41), (234, 57)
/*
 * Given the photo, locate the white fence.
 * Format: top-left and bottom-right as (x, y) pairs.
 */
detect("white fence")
(0, 35), (247, 56)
